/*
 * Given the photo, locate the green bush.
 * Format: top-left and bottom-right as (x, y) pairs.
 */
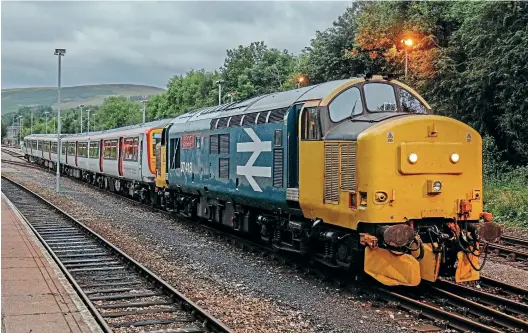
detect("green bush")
(483, 135), (528, 227)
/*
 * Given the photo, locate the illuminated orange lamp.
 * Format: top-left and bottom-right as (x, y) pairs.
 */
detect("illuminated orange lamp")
(401, 38), (413, 47)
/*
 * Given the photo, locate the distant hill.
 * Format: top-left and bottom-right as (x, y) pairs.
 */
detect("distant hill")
(1, 84), (166, 113)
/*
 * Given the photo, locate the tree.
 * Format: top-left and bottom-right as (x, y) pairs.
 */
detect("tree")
(220, 41), (297, 100)
(302, 3), (373, 83)
(427, 1), (528, 164)
(97, 96), (142, 129)
(165, 69), (219, 114)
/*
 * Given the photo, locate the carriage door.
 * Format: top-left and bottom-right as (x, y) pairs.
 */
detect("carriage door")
(118, 137), (124, 176)
(75, 141), (79, 167)
(297, 100), (323, 209)
(99, 140), (104, 172)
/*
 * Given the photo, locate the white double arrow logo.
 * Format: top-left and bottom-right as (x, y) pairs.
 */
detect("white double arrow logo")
(236, 128), (272, 192)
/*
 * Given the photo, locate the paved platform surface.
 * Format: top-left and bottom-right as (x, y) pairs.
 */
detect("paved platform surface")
(1, 193), (102, 333)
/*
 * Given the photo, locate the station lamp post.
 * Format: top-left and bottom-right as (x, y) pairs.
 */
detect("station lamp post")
(141, 100), (147, 124)
(44, 111), (49, 134)
(17, 116), (23, 148)
(87, 109), (91, 132)
(297, 76), (305, 89)
(79, 104), (84, 133)
(54, 48), (65, 193)
(401, 38), (413, 80)
(215, 79), (224, 106)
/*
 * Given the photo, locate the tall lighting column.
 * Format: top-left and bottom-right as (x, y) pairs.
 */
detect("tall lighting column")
(54, 48), (65, 193)
(141, 100), (147, 124)
(44, 111), (49, 134)
(79, 104), (84, 133)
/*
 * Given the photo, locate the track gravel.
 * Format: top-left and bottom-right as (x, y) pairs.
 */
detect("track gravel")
(2, 158), (527, 332)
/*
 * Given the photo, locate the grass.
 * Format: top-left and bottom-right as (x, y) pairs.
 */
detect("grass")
(484, 167), (528, 228)
(1, 84), (166, 114)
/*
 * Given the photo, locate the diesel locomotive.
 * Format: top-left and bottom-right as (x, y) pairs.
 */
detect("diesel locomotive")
(153, 75), (503, 286)
(23, 75), (504, 287)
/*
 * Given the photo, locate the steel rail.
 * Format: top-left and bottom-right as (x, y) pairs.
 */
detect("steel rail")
(488, 242), (528, 261)
(1, 175), (232, 333)
(425, 283), (528, 331)
(435, 278), (528, 317)
(2, 159), (43, 170)
(373, 287), (504, 333)
(501, 235), (528, 247)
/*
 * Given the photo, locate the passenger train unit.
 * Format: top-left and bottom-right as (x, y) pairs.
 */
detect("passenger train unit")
(23, 75), (503, 287)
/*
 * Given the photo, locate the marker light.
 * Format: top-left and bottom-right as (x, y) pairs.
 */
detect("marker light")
(450, 153), (460, 163)
(433, 181), (442, 192)
(408, 153), (418, 164)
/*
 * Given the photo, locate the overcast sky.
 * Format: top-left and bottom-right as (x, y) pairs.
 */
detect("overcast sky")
(1, 1), (350, 89)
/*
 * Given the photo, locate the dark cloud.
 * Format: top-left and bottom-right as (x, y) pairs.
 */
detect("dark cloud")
(1, 1), (350, 89)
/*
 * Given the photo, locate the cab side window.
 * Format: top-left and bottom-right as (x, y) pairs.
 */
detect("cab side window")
(399, 88), (427, 114)
(169, 138), (181, 169)
(301, 107), (321, 140)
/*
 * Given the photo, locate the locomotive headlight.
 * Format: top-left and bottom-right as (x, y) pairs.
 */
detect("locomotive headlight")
(450, 153), (460, 163)
(433, 181), (442, 192)
(408, 153), (418, 164)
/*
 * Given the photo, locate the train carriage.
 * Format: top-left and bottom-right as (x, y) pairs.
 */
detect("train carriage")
(156, 75), (504, 287)
(24, 119), (171, 201)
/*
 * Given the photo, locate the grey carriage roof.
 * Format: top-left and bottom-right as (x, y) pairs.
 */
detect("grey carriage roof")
(168, 78), (354, 132)
(24, 118), (172, 141)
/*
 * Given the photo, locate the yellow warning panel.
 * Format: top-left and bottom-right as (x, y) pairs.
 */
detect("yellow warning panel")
(364, 247), (421, 286)
(455, 251), (480, 283)
(412, 243), (441, 282)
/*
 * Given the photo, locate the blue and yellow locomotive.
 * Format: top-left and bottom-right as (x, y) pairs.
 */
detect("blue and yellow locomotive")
(154, 75), (503, 287)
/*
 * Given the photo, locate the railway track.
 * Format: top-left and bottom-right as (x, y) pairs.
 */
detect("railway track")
(2, 159), (43, 170)
(488, 235), (528, 263)
(3, 163), (528, 332)
(1, 176), (232, 333)
(1, 147), (27, 160)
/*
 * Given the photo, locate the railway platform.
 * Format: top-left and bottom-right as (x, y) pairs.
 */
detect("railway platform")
(1, 193), (102, 333)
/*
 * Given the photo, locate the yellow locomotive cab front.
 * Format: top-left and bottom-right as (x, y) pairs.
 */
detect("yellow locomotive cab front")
(297, 76), (503, 287)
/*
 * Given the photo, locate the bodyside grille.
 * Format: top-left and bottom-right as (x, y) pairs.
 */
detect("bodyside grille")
(219, 134), (230, 154)
(273, 148), (283, 187)
(340, 143), (357, 191)
(324, 143), (339, 203)
(219, 158), (229, 179)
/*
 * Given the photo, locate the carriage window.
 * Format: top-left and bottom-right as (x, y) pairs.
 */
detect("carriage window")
(123, 137), (138, 161)
(103, 140), (118, 159)
(67, 142), (76, 155)
(51, 142), (57, 154)
(195, 136), (201, 149)
(77, 142), (88, 158)
(399, 88), (427, 114)
(61, 143), (66, 155)
(43, 142), (50, 152)
(364, 83), (397, 112)
(301, 107), (321, 140)
(152, 133), (161, 156)
(329, 87), (363, 122)
(89, 142), (99, 159)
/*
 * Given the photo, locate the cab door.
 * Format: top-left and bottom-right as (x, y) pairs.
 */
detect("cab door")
(297, 100), (323, 216)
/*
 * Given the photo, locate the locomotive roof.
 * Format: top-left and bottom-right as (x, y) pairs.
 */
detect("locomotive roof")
(167, 78), (354, 132)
